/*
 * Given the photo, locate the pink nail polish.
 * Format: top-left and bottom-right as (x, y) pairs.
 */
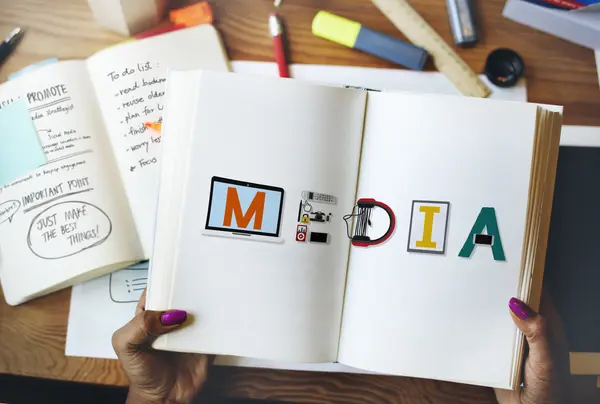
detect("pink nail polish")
(160, 310), (187, 326)
(509, 297), (531, 320)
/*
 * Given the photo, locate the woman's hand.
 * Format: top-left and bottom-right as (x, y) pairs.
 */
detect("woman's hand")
(495, 294), (571, 404)
(112, 290), (212, 404)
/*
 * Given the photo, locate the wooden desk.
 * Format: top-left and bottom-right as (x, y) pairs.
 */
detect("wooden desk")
(1, 0), (599, 403)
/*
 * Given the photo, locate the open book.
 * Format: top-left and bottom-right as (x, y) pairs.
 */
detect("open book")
(0, 26), (229, 305)
(148, 71), (563, 389)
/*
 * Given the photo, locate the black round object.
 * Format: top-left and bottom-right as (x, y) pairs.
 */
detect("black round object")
(484, 48), (525, 88)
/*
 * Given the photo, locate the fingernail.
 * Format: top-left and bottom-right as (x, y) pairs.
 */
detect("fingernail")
(509, 297), (532, 320)
(160, 310), (187, 326)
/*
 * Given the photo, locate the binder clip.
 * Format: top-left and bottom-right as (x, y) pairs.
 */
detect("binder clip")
(474, 234), (494, 246)
(344, 198), (396, 247)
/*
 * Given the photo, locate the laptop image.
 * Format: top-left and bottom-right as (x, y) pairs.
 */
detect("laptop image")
(203, 176), (285, 243)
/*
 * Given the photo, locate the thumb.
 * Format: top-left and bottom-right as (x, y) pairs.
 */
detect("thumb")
(509, 297), (553, 384)
(112, 309), (187, 354)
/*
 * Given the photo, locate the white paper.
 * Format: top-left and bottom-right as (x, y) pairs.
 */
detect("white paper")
(87, 25), (230, 257)
(66, 62), (528, 372)
(66, 262), (148, 358)
(560, 125), (600, 147)
(231, 62), (527, 102)
(338, 92), (540, 389)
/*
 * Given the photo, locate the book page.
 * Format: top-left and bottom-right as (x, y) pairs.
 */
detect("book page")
(337, 92), (539, 388)
(148, 71), (366, 363)
(86, 26), (230, 256)
(0, 61), (143, 305)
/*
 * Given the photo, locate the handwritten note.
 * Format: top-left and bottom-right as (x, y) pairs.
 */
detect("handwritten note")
(85, 25), (230, 256)
(28, 201), (112, 259)
(85, 59), (169, 257)
(0, 61), (143, 305)
(105, 62), (164, 173)
(0, 200), (21, 225)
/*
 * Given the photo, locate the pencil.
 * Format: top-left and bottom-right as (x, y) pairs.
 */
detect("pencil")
(269, 13), (290, 78)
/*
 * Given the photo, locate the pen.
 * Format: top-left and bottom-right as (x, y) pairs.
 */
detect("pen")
(269, 13), (290, 78)
(446, 0), (479, 47)
(0, 28), (25, 65)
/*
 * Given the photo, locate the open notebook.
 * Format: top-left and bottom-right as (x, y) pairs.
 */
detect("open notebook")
(147, 71), (563, 389)
(0, 26), (229, 305)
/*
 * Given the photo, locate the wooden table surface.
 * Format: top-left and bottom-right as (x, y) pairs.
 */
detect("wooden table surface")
(0, 0), (599, 403)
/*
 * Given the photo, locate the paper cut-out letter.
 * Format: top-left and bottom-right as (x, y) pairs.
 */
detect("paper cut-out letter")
(416, 206), (440, 249)
(458, 207), (506, 261)
(407, 201), (450, 255)
(223, 187), (266, 230)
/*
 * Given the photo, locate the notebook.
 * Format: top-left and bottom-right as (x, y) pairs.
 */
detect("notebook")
(147, 70), (563, 389)
(0, 25), (230, 305)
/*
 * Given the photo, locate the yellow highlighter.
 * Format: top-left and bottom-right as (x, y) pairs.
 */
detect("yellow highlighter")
(312, 11), (428, 70)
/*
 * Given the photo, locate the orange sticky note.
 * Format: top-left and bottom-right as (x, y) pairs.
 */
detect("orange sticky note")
(169, 2), (214, 27)
(145, 122), (162, 133)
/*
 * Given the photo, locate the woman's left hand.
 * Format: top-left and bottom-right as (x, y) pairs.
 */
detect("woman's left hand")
(495, 294), (571, 404)
(112, 290), (212, 404)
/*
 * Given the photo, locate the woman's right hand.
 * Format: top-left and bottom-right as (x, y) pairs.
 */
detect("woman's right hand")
(112, 290), (212, 404)
(495, 294), (571, 404)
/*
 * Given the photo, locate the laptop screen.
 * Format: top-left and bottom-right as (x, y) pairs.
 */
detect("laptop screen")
(205, 176), (284, 237)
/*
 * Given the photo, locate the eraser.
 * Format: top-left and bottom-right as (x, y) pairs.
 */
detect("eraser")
(312, 11), (428, 71)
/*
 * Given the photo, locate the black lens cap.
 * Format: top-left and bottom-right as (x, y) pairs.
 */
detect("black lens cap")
(484, 48), (525, 88)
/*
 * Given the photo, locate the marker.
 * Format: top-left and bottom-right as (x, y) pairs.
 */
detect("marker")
(144, 122), (162, 133)
(446, 0), (479, 47)
(312, 11), (428, 71)
(269, 13), (290, 78)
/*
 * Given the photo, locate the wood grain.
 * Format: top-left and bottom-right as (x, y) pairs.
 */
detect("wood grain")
(0, 0), (599, 403)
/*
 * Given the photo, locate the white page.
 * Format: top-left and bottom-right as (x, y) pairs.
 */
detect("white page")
(67, 62), (526, 373)
(66, 262), (148, 358)
(86, 25), (230, 256)
(0, 61), (142, 305)
(230, 61), (527, 102)
(148, 71), (366, 363)
(338, 92), (539, 388)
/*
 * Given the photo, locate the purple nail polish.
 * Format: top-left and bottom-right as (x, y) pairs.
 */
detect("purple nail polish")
(161, 310), (187, 326)
(509, 297), (531, 320)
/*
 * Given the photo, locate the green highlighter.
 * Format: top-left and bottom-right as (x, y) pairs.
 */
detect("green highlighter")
(312, 11), (429, 71)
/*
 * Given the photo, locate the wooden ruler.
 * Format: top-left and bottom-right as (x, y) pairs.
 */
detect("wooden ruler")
(372, 0), (491, 98)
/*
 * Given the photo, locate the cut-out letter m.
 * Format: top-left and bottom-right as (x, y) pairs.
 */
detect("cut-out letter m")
(223, 187), (266, 230)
